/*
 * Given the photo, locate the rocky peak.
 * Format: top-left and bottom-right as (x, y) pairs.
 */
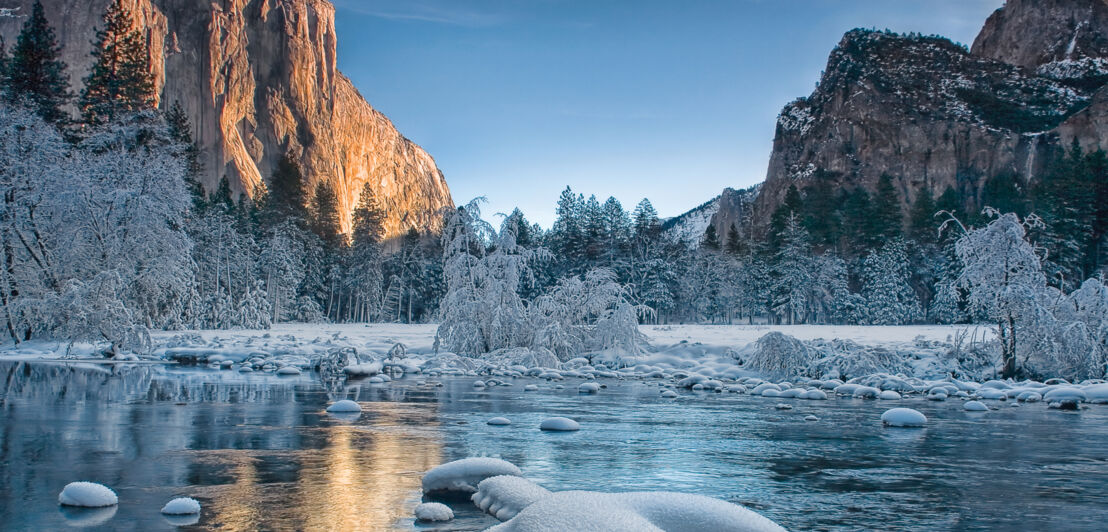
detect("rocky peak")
(0, 0), (453, 240)
(973, 0), (1108, 72)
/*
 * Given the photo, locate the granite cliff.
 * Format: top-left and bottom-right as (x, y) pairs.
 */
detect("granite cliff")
(691, 0), (1108, 237)
(0, 0), (453, 238)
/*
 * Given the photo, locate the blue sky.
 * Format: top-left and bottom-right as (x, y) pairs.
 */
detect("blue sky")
(332, 0), (1004, 228)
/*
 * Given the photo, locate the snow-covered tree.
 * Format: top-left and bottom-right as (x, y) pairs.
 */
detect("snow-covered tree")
(859, 239), (921, 325)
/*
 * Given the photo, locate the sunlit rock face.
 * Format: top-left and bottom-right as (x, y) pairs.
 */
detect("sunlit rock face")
(0, 0), (453, 238)
(751, 0), (1108, 233)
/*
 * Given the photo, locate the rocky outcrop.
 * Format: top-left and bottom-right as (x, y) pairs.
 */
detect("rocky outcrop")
(664, 186), (757, 248)
(0, 0), (452, 239)
(973, 0), (1108, 71)
(750, 0), (1108, 232)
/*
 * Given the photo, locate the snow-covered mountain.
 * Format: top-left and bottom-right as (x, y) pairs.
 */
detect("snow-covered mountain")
(679, 0), (1108, 240)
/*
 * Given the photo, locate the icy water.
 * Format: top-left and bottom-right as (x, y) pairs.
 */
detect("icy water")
(1, 361), (1107, 531)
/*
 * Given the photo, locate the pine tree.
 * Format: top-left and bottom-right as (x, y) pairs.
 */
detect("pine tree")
(209, 176), (235, 214)
(309, 181), (344, 250)
(769, 185), (804, 246)
(551, 186), (585, 270)
(725, 223), (744, 255)
(4, 1), (70, 123)
(80, 0), (156, 124)
(351, 184), (385, 248)
(872, 173), (904, 240)
(841, 187), (876, 254)
(165, 102), (206, 210)
(632, 198), (661, 240)
(802, 177), (842, 249)
(702, 224), (721, 251)
(264, 152), (307, 227)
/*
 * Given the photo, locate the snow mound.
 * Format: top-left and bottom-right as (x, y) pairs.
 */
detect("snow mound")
(58, 482), (118, 507)
(963, 400), (988, 411)
(326, 400), (361, 413)
(414, 502), (454, 522)
(160, 497), (201, 515)
(1085, 383), (1108, 404)
(473, 475), (553, 521)
(578, 382), (600, 394)
(488, 417), (512, 426)
(540, 417), (580, 431)
(422, 458), (524, 496)
(1043, 387), (1086, 403)
(486, 490), (787, 532)
(344, 361), (383, 377)
(881, 408), (927, 428)
(878, 390), (901, 400)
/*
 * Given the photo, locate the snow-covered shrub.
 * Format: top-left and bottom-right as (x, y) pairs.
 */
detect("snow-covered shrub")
(435, 202), (645, 361)
(0, 106), (190, 351)
(743, 332), (812, 377)
(808, 339), (911, 380)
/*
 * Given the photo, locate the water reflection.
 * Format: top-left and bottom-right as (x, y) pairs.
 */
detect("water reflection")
(0, 360), (444, 531)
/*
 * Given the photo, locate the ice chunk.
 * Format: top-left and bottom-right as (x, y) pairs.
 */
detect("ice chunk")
(578, 382), (600, 394)
(881, 408), (927, 427)
(540, 417), (580, 431)
(963, 400), (988, 411)
(414, 502), (454, 522)
(485, 490), (787, 532)
(488, 417), (512, 426)
(878, 390), (901, 400)
(326, 400), (362, 413)
(58, 482), (118, 507)
(160, 497), (201, 515)
(422, 458), (524, 496)
(473, 475), (553, 521)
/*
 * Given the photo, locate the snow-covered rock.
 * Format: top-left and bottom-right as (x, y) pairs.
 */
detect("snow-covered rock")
(963, 400), (988, 411)
(160, 497), (201, 515)
(540, 417), (580, 432)
(326, 400), (362, 413)
(414, 502), (454, 522)
(878, 390), (901, 400)
(276, 366), (301, 376)
(1043, 387), (1087, 403)
(804, 415), (819, 421)
(881, 408), (927, 427)
(422, 458), (524, 496)
(1085, 383), (1108, 404)
(801, 389), (827, 400)
(488, 417), (512, 426)
(58, 482), (118, 507)
(524, 384), (539, 391)
(344, 361), (383, 377)
(485, 490), (787, 532)
(660, 390), (679, 398)
(473, 475), (553, 521)
(578, 382), (600, 394)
